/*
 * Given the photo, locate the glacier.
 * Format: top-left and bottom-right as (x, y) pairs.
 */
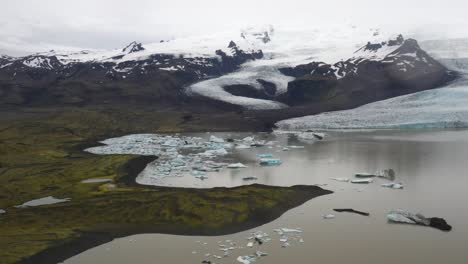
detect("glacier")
(276, 81), (468, 130)
(276, 39), (468, 130)
(187, 25), (407, 109)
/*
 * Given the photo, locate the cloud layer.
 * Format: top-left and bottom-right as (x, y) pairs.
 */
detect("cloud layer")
(2, 0), (467, 56)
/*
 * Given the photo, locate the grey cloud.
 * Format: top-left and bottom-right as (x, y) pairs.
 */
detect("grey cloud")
(1, 0), (468, 56)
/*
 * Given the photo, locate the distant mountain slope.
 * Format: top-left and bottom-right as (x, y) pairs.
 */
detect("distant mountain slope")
(0, 26), (457, 115)
(276, 39), (468, 130)
(277, 35), (456, 107)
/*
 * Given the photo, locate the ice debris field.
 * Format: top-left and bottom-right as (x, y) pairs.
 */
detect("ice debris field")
(85, 133), (324, 188)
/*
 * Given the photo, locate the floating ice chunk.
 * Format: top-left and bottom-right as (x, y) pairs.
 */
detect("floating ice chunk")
(255, 251), (268, 257)
(259, 158), (282, 166)
(0, 209), (5, 214)
(237, 255), (257, 264)
(375, 169), (396, 180)
(322, 214), (336, 219)
(81, 178), (113, 183)
(311, 132), (325, 140)
(236, 144), (251, 149)
(354, 172), (376, 178)
(351, 179), (373, 184)
(227, 163), (248, 168)
(200, 148), (229, 156)
(296, 132), (325, 141)
(192, 170), (207, 177)
(246, 242), (254, 247)
(210, 135), (225, 143)
(288, 145), (305, 149)
(256, 154), (273, 158)
(331, 177), (350, 182)
(381, 183), (404, 189)
(281, 242), (291, 248)
(387, 210), (429, 225)
(387, 210), (452, 231)
(242, 136), (254, 142)
(15, 196), (71, 208)
(280, 228), (302, 233)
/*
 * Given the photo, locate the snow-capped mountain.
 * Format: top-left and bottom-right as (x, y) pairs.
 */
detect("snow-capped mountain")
(277, 35), (455, 107)
(277, 38), (468, 130)
(0, 33), (265, 105)
(0, 25), (457, 112)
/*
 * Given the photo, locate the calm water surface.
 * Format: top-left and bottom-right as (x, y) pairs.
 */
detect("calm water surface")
(65, 130), (468, 264)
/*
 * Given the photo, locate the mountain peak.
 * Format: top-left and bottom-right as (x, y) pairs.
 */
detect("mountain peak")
(122, 41), (145, 53)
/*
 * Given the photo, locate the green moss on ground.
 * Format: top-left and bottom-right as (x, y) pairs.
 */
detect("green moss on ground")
(0, 108), (332, 264)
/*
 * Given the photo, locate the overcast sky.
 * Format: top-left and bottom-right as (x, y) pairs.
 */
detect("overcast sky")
(2, 0), (467, 56)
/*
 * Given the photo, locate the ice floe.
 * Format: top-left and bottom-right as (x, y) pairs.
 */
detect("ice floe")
(15, 196), (71, 208)
(85, 133), (302, 188)
(81, 178), (113, 184)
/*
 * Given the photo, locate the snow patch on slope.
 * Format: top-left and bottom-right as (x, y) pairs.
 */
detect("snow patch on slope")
(187, 25), (402, 109)
(276, 37), (468, 130)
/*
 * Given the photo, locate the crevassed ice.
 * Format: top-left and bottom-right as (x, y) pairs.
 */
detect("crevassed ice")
(276, 80), (468, 130)
(187, 25), (400, 110)
(277, 41), (468, 130)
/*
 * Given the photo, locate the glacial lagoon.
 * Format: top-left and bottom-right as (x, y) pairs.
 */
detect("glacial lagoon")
(65, 130), (468, 264)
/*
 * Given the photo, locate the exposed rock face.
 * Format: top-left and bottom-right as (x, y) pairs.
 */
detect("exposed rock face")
(0, 42), (263, 106)
(256, 79), (277, 96)
(122, 41), (145, 53)
(278, 36), (457, 107)
(223, 84), (270, 100)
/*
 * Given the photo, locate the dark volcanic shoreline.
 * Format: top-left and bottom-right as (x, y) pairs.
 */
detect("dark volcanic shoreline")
(0, 110), (333, 264)
(17, 184), (332, 264)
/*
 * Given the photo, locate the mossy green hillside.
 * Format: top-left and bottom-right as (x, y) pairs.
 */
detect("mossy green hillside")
(0, 108), (331, 264)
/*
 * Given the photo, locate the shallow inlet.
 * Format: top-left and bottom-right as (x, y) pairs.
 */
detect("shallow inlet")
(66, 130), (468, 264)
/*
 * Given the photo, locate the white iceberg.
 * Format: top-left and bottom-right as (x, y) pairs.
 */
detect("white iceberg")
(15, 196), (71, 208)
(381, 182), (404, 189)
(209, 135), (225, 143)
(227, 163), (248, 168)
(331, 177), (350, 182)
(351, 179), (373, 184)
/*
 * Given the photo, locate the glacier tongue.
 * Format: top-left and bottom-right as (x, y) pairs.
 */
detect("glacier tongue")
(277, 39), (468, 130)
(186, 62), (292, 110)
(276, 79), (468, 130)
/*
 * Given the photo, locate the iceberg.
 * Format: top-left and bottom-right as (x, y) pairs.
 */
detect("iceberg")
(237, 255), (257, 264)
(351, 179), (373, 184)
(331, 177), (350, 182)
(227, 163), (248, 168)
(387, 209), (452, 231)
(256, 153), (273, 158)
(15, 196), (71, 208)
(209, 135), (225, 143)
(381, 182), (404, 189)
(322, 214), (335, 219)
(259, 158), (282, 166)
